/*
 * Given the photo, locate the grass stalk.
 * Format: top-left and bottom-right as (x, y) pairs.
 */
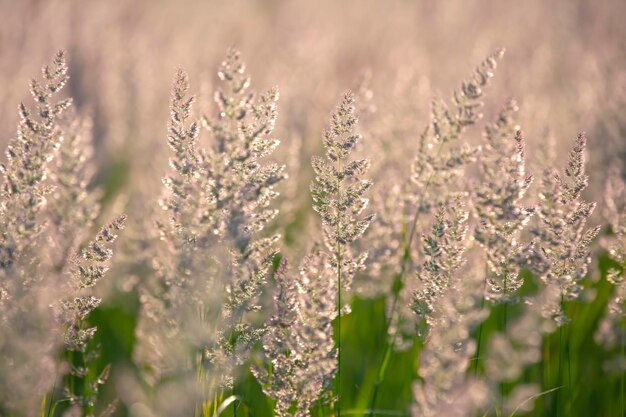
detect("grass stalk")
(542, 337), (550, 417)
(367, 309), (398, 417)
(473, 299), (486, 375)
(229, 314), (245, 417)
(556, 324), (563, 417)
(567, 325), (572, 415)
(500, 273), (508, 411)
(367, 141), (445, 417)
(337, 237), (342, 417)
(473, 265), (489, 376)
(619, 319), (626, 416)
(501, 302), (508, 410)
(335, 159), (343, 417)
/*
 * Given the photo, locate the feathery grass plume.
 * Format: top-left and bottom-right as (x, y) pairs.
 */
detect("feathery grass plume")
(135, 69), (222, 402)
(410, 195), (469, 335)
(386, 50), (504, 350)
(409, 49), (504, 224)
(47, 115), (101, 270)
(311, 91), (373, 414)
(530, 133), (600, 324)
(0, 49), (71, 279)
(253, 259), (299, 417)
(474, 104), (535, 304)
(596, 168), (626, 372)
(201, 48), (285, 384)
(202, 48), (284, 255)
(57, 215), (126, 414)
(137, 50), (284, 406)
(412, 260), (488, 417)
(253, 254), (337, 417)
(310, 91), (375, 312)
(0, 51), (72, 416)
(160, 68), (208, 251)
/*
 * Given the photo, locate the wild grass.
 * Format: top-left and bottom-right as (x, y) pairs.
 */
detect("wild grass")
(1, 2), (626, 416)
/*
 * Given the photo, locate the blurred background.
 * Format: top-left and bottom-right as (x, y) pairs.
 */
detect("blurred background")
(1, 1), (625, 416)
(2, 0), (625, 196)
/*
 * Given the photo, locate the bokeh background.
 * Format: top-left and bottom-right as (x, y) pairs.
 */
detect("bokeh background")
(1, 1), (625, 416)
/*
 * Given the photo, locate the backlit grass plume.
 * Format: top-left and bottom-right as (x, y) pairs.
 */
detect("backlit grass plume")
(137, 50), (285, 413)
(0, 25), (624, 417)
(206, 51), (284, 311)
(253, 254), (337, 417)
(311, 91), (374, 414)
(474, 104), (535, 304)
(409, 49), (504, 224)
(411, 195), (469, 335)
(387, 50), (506, 351)
(311, 91), (375, 312)
(57, 215), (126, 415)
(412, 270), (489, 417)
(128, 70), (233, 417)
(0, 51), (72, 416)
(202, 49), (285, 385)
(0, 50), (71, 279)
(133, 67), (228, 417)
(48, 116), (100, 271)
(531, 133), (600, 324)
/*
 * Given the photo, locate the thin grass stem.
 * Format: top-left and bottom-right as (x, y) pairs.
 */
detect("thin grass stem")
(473, 265), (489, 376)
(337, 238), (342, 417)
(555, 324), (563, 417)
(619, 319), (626, 416)
(567, 324), (572, 415)
(336, 159), (343, 417)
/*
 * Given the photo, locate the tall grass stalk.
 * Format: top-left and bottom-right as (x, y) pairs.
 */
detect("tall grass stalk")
(336, 213), (342, 417)
(567, 323), (573, 415)
(311, 91), (373, 416)
(501, 277), (508, 412)
(367, 140), (444, 417)
(556, 324), (563, 417)
(619, 318), (626, 416)
(549, 300), (575, 417)
(473, 265), (490, 375)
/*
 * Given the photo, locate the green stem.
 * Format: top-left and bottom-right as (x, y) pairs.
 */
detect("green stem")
(229, 314), (244, 417)
(82, 352), (90, 417)
(567, 324), (572, 415)
(368, 312), (397, 417)
(503, 303), (508, 331)
(69, 350), (75, 401)
(367, 292), (402, 417)
(554, 295), (566, 417)
(46, 375), (58, 417)
(556, 324), (563, 417)
(473, 268), (488, 376)
(619, 319), (626, 416)
(473, 303), (485, 375)
(543, 337), (550, 417)
(336, 157), (343, 417)
(337, 238), (342, 417)
(317, 399), (326, 417)
(501, 302), (508, 409)
(501, 273), (508, 411)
